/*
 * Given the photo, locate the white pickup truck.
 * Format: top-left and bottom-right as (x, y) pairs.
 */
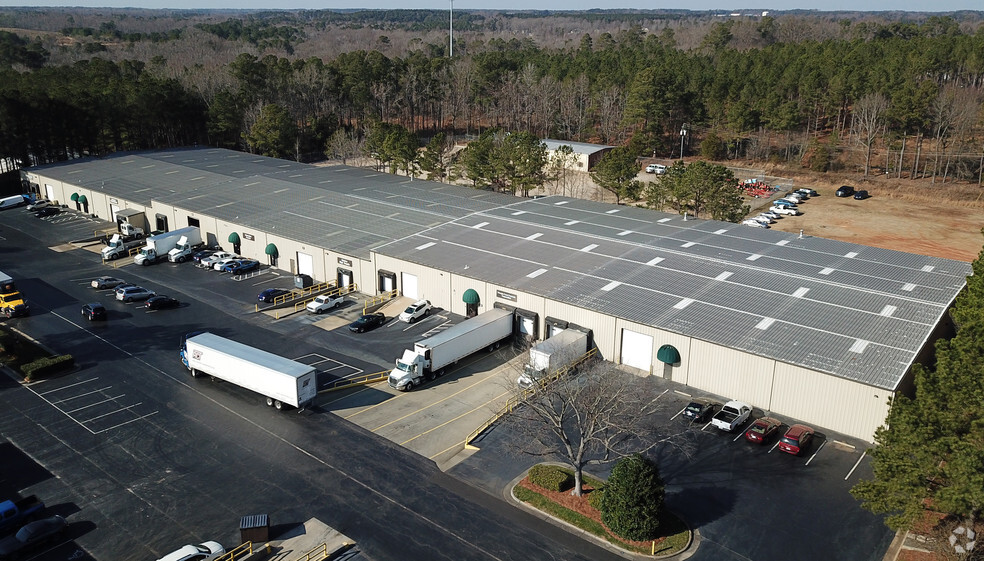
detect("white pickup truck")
(306, 294), (342, 314)
(711, 400), (752, 431)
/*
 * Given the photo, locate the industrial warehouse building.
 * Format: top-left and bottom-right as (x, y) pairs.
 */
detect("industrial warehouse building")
(22, 147), (972, 441)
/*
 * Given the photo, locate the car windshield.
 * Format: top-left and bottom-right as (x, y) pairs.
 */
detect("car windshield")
(781, 436), (799, 445)
(404, 306), (415, 314)
(749, 424), (765, 433)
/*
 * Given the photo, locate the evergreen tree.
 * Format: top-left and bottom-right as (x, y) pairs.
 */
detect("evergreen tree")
(600, 453), (665, 541)
(590, 147), (641, 204)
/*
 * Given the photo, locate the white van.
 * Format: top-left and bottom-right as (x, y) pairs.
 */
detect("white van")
(0, 195), (25, 210)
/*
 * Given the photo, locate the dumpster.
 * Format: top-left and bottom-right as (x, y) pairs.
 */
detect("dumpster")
(294, 274), (313, 289)
(240, 514), (270, 544)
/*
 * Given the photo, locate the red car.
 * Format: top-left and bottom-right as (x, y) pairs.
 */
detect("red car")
(744, 417), (782, 444)
(778, 424), (815, 455)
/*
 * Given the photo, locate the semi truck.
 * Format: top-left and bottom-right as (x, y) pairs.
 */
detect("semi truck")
(389, 307), (513, 391)
(134, 227), (201, 266)
(180, 332), (317, 410)
(516, 329), (590, 389)
(0, 271), (28, 318)
(101, 234), (145, 260)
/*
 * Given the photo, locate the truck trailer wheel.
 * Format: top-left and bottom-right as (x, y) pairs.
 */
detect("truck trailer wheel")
(190, 369), (200, 378)
(266, 397), (274, 407)
(403, 381), (414, 391)
(176, 256), (186, 263)
(274, 400), (284, 410)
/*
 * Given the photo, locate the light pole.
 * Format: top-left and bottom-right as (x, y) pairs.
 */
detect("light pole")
(679, 124), (688, 159)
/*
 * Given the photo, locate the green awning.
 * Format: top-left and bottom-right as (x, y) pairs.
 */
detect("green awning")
(78, 194), (87, 204)
(228, 232), (241, 245)
(70, 193), (79, 202)
(656, 344), (680, 364)
(462, 288), (480, 304)
(264, 243), (278, 257)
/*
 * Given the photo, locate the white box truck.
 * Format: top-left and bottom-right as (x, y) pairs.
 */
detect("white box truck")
(180, 332), (317, 410)
(134, 227), (201, 265)
(517, 329), (590, 389)
(389, 307), (514, 391)
(0, 195), (26, 210)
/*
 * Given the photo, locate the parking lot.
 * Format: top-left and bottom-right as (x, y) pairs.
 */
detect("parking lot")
(0, 205), (895, 561)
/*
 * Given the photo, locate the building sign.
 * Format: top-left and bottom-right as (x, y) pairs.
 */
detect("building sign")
(243, 233), (255, 241)
(109, 198), (118, 204)
(496, 289), (517, 302)
(338, 257), (353, 267)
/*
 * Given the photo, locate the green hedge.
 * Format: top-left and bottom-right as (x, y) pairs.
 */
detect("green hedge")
(21, 355), (74, 381)
(587, 486), (605, 511)
(528, 464), (573, 492)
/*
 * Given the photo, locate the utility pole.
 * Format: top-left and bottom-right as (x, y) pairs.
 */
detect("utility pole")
(679, 124), (688, 159)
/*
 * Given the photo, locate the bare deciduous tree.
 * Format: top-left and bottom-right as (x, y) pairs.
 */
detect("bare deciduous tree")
(505, 361), (695, 496)
(851, 92), (888, 177)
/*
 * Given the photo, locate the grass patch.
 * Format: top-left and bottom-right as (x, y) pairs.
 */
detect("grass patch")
(515, 465), (690, 556)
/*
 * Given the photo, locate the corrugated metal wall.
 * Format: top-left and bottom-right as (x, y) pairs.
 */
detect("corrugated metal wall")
(688, 339), (776, 409)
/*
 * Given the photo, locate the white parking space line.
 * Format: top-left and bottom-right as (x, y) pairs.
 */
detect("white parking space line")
(95, 411), (160, 433)
(415, 318), (452, 336)
(805, 440), (827, 465)
(49, 387), (115, 404)
(293, 353), (364, 380)
(78, 402), (143, 423)
(845, 450), (868, 480)
(36, 378), (100, 395)
(251, 276), (284, 287)
(733, 430), (746, 442)
(700, 421), (713, 431)
(65, 395), (126, 414)
(767, 441), (781, 453)
(669, 407), (686, 420)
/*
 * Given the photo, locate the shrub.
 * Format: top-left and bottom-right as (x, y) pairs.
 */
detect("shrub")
(21, 354), (74, 381)
(528, 464), (573, 492)
(587, 486), (605, 511)
(600, 454), (665, 541)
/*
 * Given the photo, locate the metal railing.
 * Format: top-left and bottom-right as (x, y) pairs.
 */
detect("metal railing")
(294, 543), (328, 561)
(214, 542), (252, 561)
(464, 348), (598, 450)
(320, 370), (390, 393)
(363, 289), (399, 314)
(292, 283), (359, 312)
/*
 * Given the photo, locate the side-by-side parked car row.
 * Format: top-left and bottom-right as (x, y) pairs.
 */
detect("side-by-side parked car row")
(681, 398), (818, 455)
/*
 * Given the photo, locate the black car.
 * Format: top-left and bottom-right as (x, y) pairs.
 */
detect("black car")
(835, 185), (855, 197)
(681, 398), (718, 422)
(349, 312), (386, 333)
(257, 288), (291, 303)
(34, 206), (61, 218)
(81, 302), (107, 321)
(192, 249), (217, 263)
(146, 295), (180, 310)
(0, 515), (67, 558)
(853, 190), (869, 200)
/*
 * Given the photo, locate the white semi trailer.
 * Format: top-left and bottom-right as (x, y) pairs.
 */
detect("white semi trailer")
(134, 226), (201, 265)
(180, 332), (317, 410)
(388, 308), (514, 391)
(517, 329), (590, 389)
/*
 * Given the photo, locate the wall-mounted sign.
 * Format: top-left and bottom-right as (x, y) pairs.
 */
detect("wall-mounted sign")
(109, 198), (118, 204)
(243, 233), (255, 241)
(338, 257), (353, 267)
(496, 290), (517, 302)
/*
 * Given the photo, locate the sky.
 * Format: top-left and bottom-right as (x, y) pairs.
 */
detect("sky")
(0, 0), (980, 12)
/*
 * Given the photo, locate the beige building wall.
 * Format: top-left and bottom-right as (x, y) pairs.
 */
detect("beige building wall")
(771, 364), (892, 441)
(687, 340), (776, 409)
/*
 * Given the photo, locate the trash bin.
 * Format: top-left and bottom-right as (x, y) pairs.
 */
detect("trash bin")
(240, 514), (270, 544)
(294, 274), (312, 289)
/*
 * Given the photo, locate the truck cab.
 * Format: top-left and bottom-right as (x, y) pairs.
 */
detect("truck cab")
(389, 349), (430, 391)
(0, 291), (29, 318)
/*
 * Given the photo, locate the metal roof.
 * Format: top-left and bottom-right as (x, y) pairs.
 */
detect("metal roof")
(542, 139), (614, 154)
(29, 148), (972, 390)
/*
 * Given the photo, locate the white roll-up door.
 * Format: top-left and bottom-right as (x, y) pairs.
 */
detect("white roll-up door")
(381, 275), (394, 292)
(45, 184), (55, 202)
(519, 316), (535, 336)
(402, 273), (418, 299)
(297, 252), (314, 277)
(620, 329), (654, 372)
(547, 324), (565, 338)
(110, 204), (120, 221)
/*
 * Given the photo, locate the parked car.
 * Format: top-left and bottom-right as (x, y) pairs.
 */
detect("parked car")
(349, 312), (387, 333)
(116, 286), (156, 302)
(34, 207), (61, 218)
(744, 417), (783, 444)
(760, 210), (781, 220)
(192, 249), (217, 263)
(91, 276), (126, 289)
(113, 284), (138, 296)
(223, 259), (260, 274)
(0, 515), (67, 559)
(681, 398), (718, 422)
(853, 190), (869, 200)
(399, 299), (432, 323)
(796, 188), (818, 197)
(645, 163), (667, 174)
(257, 288), (291, 303)
(835, 185), (855, 197)
(156, 541), (225, 561)
(779, 196), (802, 205)
(25, 199), (50, 211)
(81, 302), (107, 321)
(307, 294), (342, 314)
(778, 424), (815, 455)
(772, 199), (798, 209)
(770, 205), (800, 216)
(199, 251), (236, 268)
(751, 214), (774, 224)
(212, 256), (243, 271)
(146, 295), (180, 310)
(785, 190), (806, 200)
(742, 219), (768, 228)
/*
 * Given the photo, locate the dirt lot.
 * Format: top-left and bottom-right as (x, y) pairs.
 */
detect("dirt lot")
(747, 177), (984, 263)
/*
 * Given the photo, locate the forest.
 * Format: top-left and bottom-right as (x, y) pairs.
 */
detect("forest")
(1, 8), (983, 187)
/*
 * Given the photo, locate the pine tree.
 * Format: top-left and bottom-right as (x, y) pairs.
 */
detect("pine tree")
(599, 454), (665, 541)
